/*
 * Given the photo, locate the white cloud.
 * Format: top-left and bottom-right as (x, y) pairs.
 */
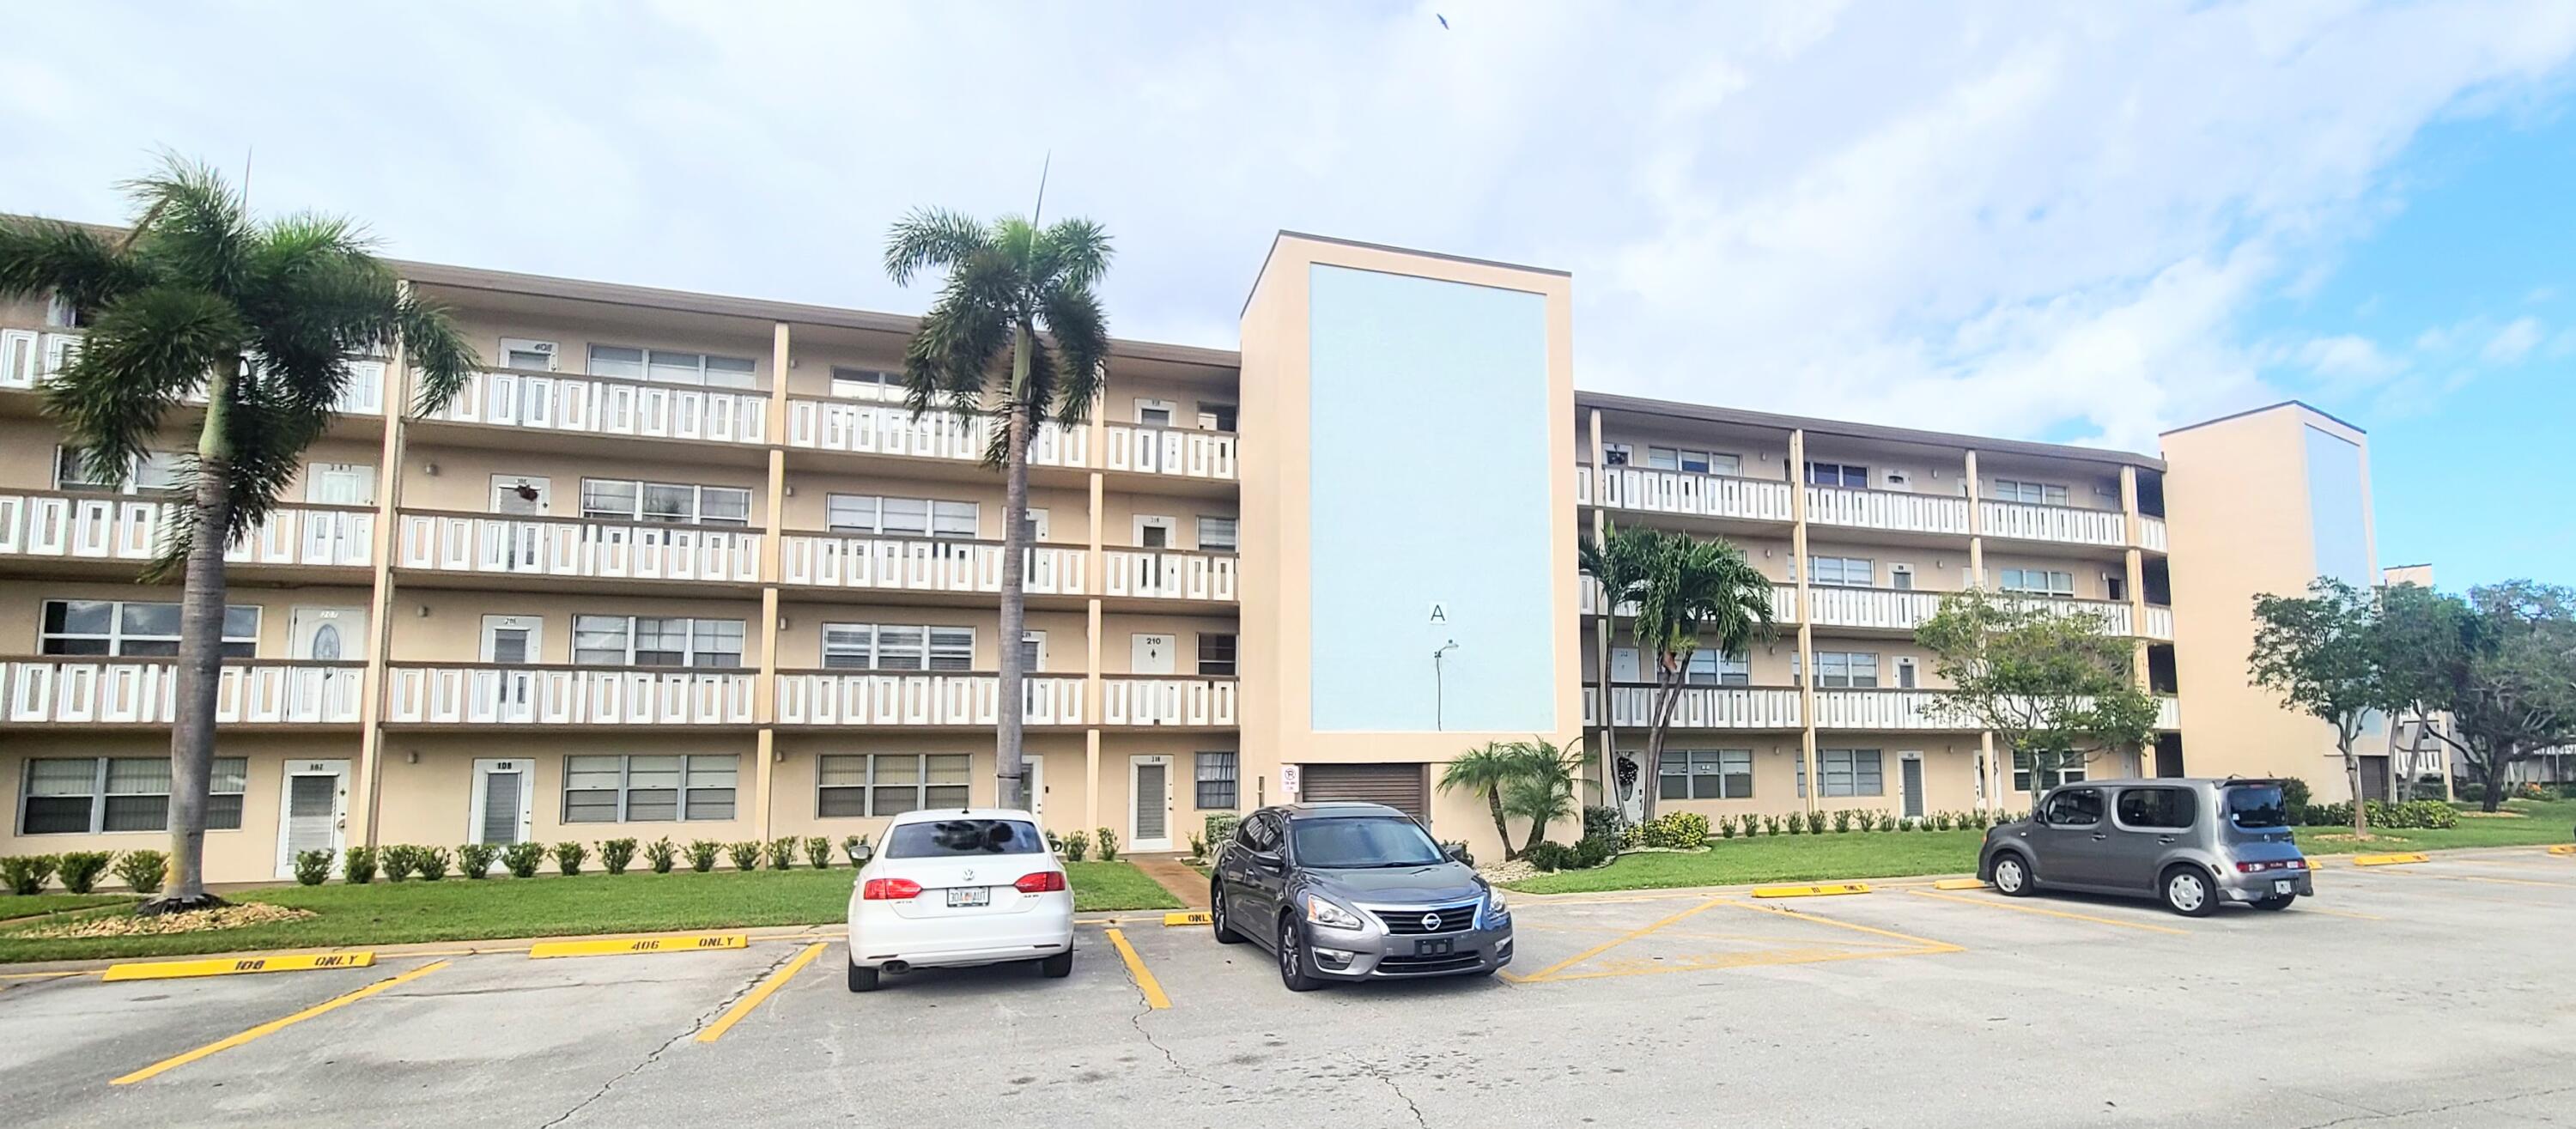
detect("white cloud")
(3, 1), (2573, 453)
(2482, 316), (2544, 363)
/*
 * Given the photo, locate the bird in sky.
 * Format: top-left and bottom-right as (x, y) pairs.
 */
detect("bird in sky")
(1437, 14), (1449, 30)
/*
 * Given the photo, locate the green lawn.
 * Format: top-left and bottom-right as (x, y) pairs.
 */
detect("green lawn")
(2294, 798), (2573, 854)
(0, 892), (141, 922)
(0, 860), (1178, 964)
(1506, 831), (1986, 895)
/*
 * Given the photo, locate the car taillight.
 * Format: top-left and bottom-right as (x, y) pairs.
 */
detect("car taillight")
(2233, 859), (2306, 873)
(1014, 871), (1067, 893)
(862, 877), (922, 900)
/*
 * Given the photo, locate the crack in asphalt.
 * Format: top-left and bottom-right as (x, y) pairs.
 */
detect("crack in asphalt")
(538, 947), (804, 1129)
(1360, 1061), (1430, 1129)
(1126, 998), (1227, 1091)
(2290, 1083), (2576, 1128)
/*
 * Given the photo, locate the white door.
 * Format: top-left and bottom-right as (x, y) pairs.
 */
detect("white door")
(1131, 633), (1176, 675)
(1134, 398), (1176, 427)
(500, 337), (559, 371)
(1133, 515), (1175, 549)
(1129, 755), (1173, 852)
(1900, 752), (1926, 820)
(490, 474), (550, 515)
(480, 615), (542, 720)
(304, 463), (377, 506)
(274, 759), (349, 878)
(1026, 757), (1047, 821)
(1022, 507), (1051, 542)
(1021, 631), (1048, 673)
(1890, 564), (1916, 592)
(289, 606), (367, 661)
(469, 758), (535, 846)
(1611, 646), (1642, 683)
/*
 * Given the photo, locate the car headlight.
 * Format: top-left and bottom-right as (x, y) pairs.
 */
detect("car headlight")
(1305, 895), (1364, 930)
(1484, 886), (1509, 915)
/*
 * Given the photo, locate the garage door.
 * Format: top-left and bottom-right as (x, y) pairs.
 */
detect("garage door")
(1298, 762), (1429, 822)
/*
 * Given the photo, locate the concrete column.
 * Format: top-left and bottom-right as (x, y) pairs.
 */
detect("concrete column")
(354, 318), (411, 849)
(1964, 450), (1984, 586)
(2120, 465), (2154, 774)
(1586, 407), (1609, 805)
(753, 322), (791, 838)
(1789, 428), (1818, 816)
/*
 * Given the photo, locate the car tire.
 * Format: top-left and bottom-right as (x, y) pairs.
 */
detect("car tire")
(1212, 885), (1243, 944)
(2251, 894), (2296, 912)
(1991, 853), (2034, 897)
(2161, 865), (2218, 917)
(1277, 916), (1322, 992)
(1039, 950), (1074, 978)
(847, 960), (880, 992)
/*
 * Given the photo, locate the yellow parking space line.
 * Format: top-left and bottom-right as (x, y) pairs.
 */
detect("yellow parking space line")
(1905, 889), (2190, 935)
(111, 960), (448, 1085)
(1751, 883), (1871, 899)
(1726, 899), (1966, 952)
(1513, 897), (1731, 982)
(1103, 928), (1169, 1010)
(1509, 921), (1927, 950)
(0, 970), (86, 981)
(1535, 944), (1952, 982)
(696, 942), (826, 1043)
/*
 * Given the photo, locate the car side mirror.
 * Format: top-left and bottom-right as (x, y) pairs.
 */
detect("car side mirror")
(1251, 850), (1283, 873)
(849, 843), (874, 864)
(1444, 844), (1471, 864)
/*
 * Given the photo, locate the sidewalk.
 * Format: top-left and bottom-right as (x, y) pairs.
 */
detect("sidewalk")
(1127, 855), (1210, 909)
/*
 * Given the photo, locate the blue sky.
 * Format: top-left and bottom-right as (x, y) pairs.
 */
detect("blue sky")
(0, 1), (2569, 587)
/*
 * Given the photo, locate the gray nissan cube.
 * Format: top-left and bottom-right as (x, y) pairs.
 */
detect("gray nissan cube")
(1210, 802), (1513, 991)
(1978, 777), (2314, 916)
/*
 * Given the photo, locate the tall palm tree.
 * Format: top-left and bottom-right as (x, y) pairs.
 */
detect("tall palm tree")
(1437, 741), (1524, 859)
(884, 209), (1111, 811)
(0, 156), (474, 912)
(1583, 524), (1775, 822)
(1581, 523), (1655, 817)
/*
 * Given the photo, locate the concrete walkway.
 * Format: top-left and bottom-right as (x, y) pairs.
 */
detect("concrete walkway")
(1127, 855), (1209, 909)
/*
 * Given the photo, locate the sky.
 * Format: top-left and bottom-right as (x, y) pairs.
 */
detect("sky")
(2, 0), (2569, 587)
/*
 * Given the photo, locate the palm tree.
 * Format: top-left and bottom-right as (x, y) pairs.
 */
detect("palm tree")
(1500, 737), (1583, 855)
(1580, 523), (1655, 816)
(0, 156), (474, 912)
(1582, 524), (1775, 822)
(883, 209), (1111, 811)
(1438, 742), (1525, 859)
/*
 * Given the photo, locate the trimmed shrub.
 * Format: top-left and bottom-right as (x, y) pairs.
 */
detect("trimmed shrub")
(1186, 833), (1207, 860)
(380, 846), (420, 883)
(645, 837), (677, 874)
(805, 836), (833, 869)
(416, 847), (453, 881)
(1717, 817), (1736, 840)
(2280, 777), (2313, 813)
(1741, 813), (1762, 838)
(2302, 801), (2353, 829)
(2368, 798), (2458, 829)
(1619, 821), (1647, 849)
(1785, 810), (1805, 835)
(1932, 811), (1953, 831)
(1062, 831), (1090, 863)
(1641, 812), (1710, 849)
(459, 842), (500, 879)
(2, 855), (58, 895)
(687, 840), (721, 873)
(1582, 805), (1626, 844)
(766, 837), (798, 871)
(1571, 835), (1618, 869)
(502, 841), (545, 878)
(841, 835), (871, 865)
(1096, 827), (1120, 863)
(551, 841), (588, 877)
(1204, 812), (1241, 849)
(1832, 809), (1852, 834)
(1522, 841), (1577, 871)
(600, 838), (638, 876)
(55, 851), (112, 895)
(1761, 814), (1781, 836)
(343, 846), (380, 884)
(289, 848), (335, 886)
(114, 849), (167, 894)
(726, 841), (762, 871)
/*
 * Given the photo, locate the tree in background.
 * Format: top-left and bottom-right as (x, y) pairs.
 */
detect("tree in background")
(2249, 579), (2391, 837)
(1580, 523), (1774, 822)
(2386, 581), (2576, 811)
(1438, 742), (1527, 859)
(2374, 581), (2480, 801)
(1918, 588), (2160, 815)
(0, 157), (473, 911)
(1498, 736), (1583, 856)
(884, 209), (1111, 810)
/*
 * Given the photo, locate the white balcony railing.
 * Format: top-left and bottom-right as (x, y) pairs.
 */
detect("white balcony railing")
(1580, 577), (1798, 623)
(1100, 677), (1238, 726)
(1102, 424), (1236, 481)
(773, 672), (1086, 727)
(2156, 695), (2180, 730)
(1804, 486), (1972, 536)
(1, 660), (363, 725)
(1803, 586), (1946, 632)
(0, 494), (374, 569)
(428, 370), (768, 445)
(1583, 685), (1804, 729)
(1577, 465), (1795, 524)
(1103, 549), (1237, 602)
(3, 331), (385, 415)
(778, 536), (1088, 597)
(786, 398), (1088, 468)
(397, 512), (759, 584)
(1808, 689), (1971, 731)
(384, 665), (755, 726)
(2143, 604), (2174, 642)
(1978, 500), (2127, 548)
(2140, 516), (2168, 553)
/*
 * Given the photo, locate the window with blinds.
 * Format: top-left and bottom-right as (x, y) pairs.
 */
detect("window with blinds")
(817, 754), (971, 817)
(20, 756), (246, 835)
(562, 755), (738, 822)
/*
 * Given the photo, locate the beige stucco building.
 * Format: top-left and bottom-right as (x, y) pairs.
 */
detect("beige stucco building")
(0, 233), (2382, 883)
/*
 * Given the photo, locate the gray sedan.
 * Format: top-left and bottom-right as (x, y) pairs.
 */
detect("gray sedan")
(1210, 802), (1514, 991)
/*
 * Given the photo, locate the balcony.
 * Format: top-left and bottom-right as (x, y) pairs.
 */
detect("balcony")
(785, 398), (1087, 469)
(1582, 577), (1798, 624)
(773, 671), (1087, 727)
(426, 369), (768, 446)
(1978, 500), (2127, 549)
(1100, 676), (1238, 727)
(1803, 586), (1943, 632)
(3, 330), (386, 416)
(778, 536), (1088, 598)
(0, 493), (374, 571)
(1, 659), (362, 725)
(1805, 485), (1971, 537)
(2140, 515), (2168, 553)
(1102, 423), (1236, 482)
(396, 511), (761, 586)
(1576, 464), (1795, 524)
(2143, 604), (2173, 641)
(1103, 549), (1237, 603)
(384, 665), (756, 726)
(1583, 684), (1803, 729)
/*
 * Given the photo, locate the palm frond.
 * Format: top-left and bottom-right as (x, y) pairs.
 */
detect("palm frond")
(1031, 218), (1113, 291)
(122, 154), (250, 300)
(1037, 282), (1108, 426)
(0, 218), (154, 312)
(150, 370), (331, 580)
(396, 290), (477, 415)
(901, 249), (1017, 419)
(40, 284), (245, 486)
(882, 208), (992, 287)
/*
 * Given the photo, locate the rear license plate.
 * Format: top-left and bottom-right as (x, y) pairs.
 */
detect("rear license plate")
(947, 887), (991, 908)
(1413, 938), (1454, 956)
(2272, 879), (2293, 895)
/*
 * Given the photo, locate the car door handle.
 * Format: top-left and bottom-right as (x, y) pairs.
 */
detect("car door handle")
(2091, 834), (2108, 841)
(2158, 836), (2176, 845)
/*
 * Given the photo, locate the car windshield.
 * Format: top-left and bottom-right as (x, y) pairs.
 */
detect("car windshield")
(1290, 816), (1445, 869)
(884, 818), (1045, 859)
(2224, 786), (2289, 830)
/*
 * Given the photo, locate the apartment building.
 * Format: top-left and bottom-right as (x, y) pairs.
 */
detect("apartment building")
(0, 231), (2379, 882)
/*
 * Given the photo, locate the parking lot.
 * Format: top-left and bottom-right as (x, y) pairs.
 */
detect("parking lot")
(3, 848), (2572, 1128)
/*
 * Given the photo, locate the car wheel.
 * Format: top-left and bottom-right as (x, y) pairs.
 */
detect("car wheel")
(2161, 865), (2217, 917)
(1991, 853), (2033, 897)
(1039, 950), (1074, 978)
(2252, 894), (2295, 912)
(1277, 916), (1322, 992)
(847, 960), (880, 992)
(1211, 885), (1243, 944)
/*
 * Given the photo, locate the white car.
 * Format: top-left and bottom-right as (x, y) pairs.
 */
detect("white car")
(846, 808), (1076, 992)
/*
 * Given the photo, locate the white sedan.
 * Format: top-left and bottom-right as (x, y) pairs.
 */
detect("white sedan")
(846, 808), (1076, 992)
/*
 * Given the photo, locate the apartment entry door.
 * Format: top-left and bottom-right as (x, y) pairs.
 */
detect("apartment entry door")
(289, 606), (368, 661)
(274, 759), (349, 879)
(470, 759), (535, 846)
(1131, 634), (1176, 675)
(480, 616), (543, 719)
(1899, 753), (1926, 820)
(1129, 755), (1174, 853)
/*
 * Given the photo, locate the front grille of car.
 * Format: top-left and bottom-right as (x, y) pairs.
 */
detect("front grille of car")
(1375, 901), (1481, 935)
(1376, 950), (1483, 974)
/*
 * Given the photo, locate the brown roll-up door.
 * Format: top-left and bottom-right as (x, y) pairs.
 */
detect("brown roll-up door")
(1297, 762), (1430, 822)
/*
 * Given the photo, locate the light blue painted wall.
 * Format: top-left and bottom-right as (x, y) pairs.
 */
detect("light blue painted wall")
(1307, 264), (1556, 732)
(2303, 424), (2371, 587)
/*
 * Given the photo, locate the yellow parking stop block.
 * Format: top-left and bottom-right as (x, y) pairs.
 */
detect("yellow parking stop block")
(104, 951), (375, 982)
(2352, 853), (2431, 867)
(2549, 844), (2575, 856)
(1930, 878), (1987, 891)
(1162, 911), (1212, 926)
(529, 932), (747, 959)
(1750, 883), (1871, 899)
